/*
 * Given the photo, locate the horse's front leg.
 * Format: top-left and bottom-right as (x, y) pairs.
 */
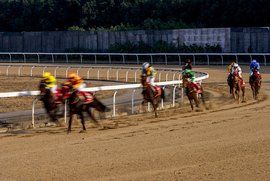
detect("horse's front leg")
(242, 87), (246, 103)
(188, 97), (194, 110)
(151, 101), (158, 118)
(141, 100), (147, 113)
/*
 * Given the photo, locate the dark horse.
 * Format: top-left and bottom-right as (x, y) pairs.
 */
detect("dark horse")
(39, 81), (63, 125)
(141, 75), (165, 118)
(61, 84), (110, 133)
(249, 69), (262, 100)
(182, 78), (205, 110)
(227, 71), (245, 103)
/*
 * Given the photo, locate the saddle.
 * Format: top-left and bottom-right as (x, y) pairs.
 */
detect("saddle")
(76, 91), (94, 104)
(187, 82), (202, 94)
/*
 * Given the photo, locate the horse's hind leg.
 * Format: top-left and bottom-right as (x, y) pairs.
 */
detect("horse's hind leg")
(78, 112), (86, 132)
(189, 99), (194, 110)
(86, 108), (99, 126)
(67, 114), (73, 133)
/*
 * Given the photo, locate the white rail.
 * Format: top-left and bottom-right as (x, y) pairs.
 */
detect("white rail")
(0, 67), (209, 127)
(0, 52), (269, 66)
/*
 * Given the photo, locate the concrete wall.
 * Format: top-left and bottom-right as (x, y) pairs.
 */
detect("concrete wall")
(0, 27), (269, 53)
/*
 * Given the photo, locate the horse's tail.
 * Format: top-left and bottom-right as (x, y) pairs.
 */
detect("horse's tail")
(91, 98), (111, 112)
(161, 88), (165, 100)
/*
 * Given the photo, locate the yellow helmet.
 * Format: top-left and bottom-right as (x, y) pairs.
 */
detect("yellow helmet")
(43, 72), (51, 79)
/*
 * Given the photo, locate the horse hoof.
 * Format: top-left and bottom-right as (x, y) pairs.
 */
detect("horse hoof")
(67, 129), (71, 134)
(79, 130), (86, 133)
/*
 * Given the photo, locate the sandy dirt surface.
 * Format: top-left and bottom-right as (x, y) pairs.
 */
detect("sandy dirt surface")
(0, 66), (270, 180)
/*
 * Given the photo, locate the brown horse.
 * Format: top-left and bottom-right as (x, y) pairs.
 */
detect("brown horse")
(182, 78), (205, 110)
(229, 71), (246, 103)
(249, 69), (262, 100)
(39, 81), (63, 125)
(61, 84), (110, 133)
(141, 75), (165, 118)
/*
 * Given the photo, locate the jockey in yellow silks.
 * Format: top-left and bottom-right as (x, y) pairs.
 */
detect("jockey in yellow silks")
(142, 62), (157, 86)
(42, 72), (57, 93)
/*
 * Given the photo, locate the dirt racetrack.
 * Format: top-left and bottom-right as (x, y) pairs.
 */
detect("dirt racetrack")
(0, 66), (270, 180)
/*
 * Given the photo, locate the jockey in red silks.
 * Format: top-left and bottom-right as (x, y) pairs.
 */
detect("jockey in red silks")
(67, 73), (93, 103)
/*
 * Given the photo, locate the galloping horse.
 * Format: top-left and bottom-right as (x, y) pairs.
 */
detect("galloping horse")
(228, 70), (246, 103)
(39, 81), (63, 124)
(61, 83), (110, 133)
(141, 75), (165, 118)
(249, 69), (262, 100)
(182, 78), (205, 110)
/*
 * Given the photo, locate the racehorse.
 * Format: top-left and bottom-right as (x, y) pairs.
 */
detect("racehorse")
(249, 69), (262, 100)
(228, 70), (246, 103)
(61, 83), (110, 133)
(182, 78), (205, 110)
(39, 81), (63, 125)
(141, 75), (165, 118)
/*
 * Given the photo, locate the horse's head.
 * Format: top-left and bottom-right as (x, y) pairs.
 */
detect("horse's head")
(61, 83), (72, 100)
(39, 80), (50, 97)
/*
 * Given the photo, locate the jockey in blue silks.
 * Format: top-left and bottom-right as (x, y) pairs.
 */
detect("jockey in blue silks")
(249, 59), (260, 75)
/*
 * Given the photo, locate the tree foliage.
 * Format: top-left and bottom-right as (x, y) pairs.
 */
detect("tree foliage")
(0, 0), (270, 32)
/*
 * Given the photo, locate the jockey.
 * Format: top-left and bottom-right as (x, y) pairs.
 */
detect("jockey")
(227, 61), (235, 75)
(42, 72), (57, 93)
(249, 59), (260, 75)
(67, 73), (92, 103)
(182, 59), (192, 70)
(142, 62), (157, 86)
(231, 63), (243, 78)
(182, 69), (200, 93)
(67, 73), (86, 90)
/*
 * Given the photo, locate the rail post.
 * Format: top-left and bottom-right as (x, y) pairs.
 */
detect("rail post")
(122, 55), (125, 64)
(97, 69), (100, 80)
(106, 68), (110, 80)
(165, 73), (169, 81)
(172, 73), (176, 81)
(18, 66), (23, 76)
(9, 54), (12, 63)
(207, 55), (209, 65)
(37, 53), (40, 63)
(6, 65), (11, 76)
(30, 66), (35, 77)
(125, 70), (129, 82)
(113, 91), (117, 117)
(178, 54), (181, 66)
(54, 66), (59, 77)
(158, 72), (162, 82)
(193, 55), (196, 65)
(220, 55), (224, 66)
(80, 54), (83, 64)
(23, 54), (26, 63)
(165, 54), (167, 65)
(181, 87), (184, 104)
(136, 54), (139, 64)
(116, 69), (119, 81)
(31, 98), (38, 128)
(161, 86), (165, 108)
(134, 69), (139, 82)
(76, 67), (81, 76)
(52, 54), (55, 63)
(150, 55), (153, 64)
(172, 85), (177, 107)
(42, 66), (47, 76)
(235, 54), (238, 63)
(131, 89), (136, 114)
(65, 54), (68, 64)
(263, 55), (267, 66)
(94, 55), (97, 64)
(109, 55), (111, 64)
(65, 67), (70, 78)
(87, 67), (92, 79)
